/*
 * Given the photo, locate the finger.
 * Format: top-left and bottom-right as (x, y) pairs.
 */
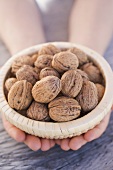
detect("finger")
(41, 138), (51, 151)
(55, 139), (61, 145)
(84, 111), (111, 142)
(50, 139), (55, 148)
(69, 135), (87, 150)
(24, 135), (41, 151)
(2, 114), (26, 142)
(60, 138), (70, 151)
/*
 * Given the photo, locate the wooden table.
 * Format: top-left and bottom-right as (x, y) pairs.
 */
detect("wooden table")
(0, 112), (113, 170)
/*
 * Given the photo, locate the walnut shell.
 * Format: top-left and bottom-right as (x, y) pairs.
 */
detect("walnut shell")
(39, 67), (60, 79)
(69, 47), (88, 66)
(12, 55), (34, 74)
(16, 65), (39, 85)
(38, 44), (60, 55)
(31, 54), (39, 63)
(76, 81), (98, 112)
(32, 76), (61, 103)
(61, 70), (83, 97)
(77, 69), (89, 81)
(52, 51), (79, 73)
(95, 83), (105, 102)
(34, 54), (53, 69)
(8, 80), (33, 110)
(5, 78), (17, 91)
(27, 101), (50, 121)
(48, 96), (81, 122)
(81, 63), (102, 83)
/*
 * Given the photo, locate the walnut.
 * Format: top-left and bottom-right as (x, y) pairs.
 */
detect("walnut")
(27, 101), (50, 121)
(48, 96), (81, 122)
(33, 67), (41, 74)
(95, 83), (105, 102)
(8, 80), (33, 110)
(61, 70), (83, 97)
(16, 65), (39, 85)
(39, 67), (60, 79)
(69, 47), (88, 66)
(76, 81), (98, 112)
(31, 54), (39, 63)
(81, 63), (102, 83)
(77, 69), (89, 81)
(34, 54), (53, 69)
(32, 76), (61, 103)
(38, 44), (60, 55)
(5, 78), (17, 91)
(52, 51), (79, 73)
(12, 55), (34, 74)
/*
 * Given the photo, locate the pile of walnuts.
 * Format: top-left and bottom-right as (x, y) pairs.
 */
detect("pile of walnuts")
(5, 44), (105, 122)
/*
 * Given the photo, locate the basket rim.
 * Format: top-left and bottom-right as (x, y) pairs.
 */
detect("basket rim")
(0, 42), (113, 138)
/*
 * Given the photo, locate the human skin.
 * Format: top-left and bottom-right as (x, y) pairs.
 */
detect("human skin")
(55, 0), (113, 150)
(0, 0), (113, 151)
(0, 0), (55, 151)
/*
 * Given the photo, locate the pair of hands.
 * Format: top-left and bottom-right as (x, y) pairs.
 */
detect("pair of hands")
(2, 110), (111, 151)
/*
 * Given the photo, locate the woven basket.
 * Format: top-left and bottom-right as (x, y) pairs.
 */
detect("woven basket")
(0, 42), (113, 139)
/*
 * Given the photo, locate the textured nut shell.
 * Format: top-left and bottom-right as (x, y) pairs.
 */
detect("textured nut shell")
(38, 44), (60, 55)
(39, 67), (60, 79)
(76, 81), (98, 112)
(8, 80), (33, 110)
(16, 65), (39, 85)
(48, 96), (81, 122)
(34, 54), (53, 69)
(77, 69), (89, 81)
(95, 83), (105, 102)
(12, 55), (34, 74)
(52, 51), (79, 73)
(27, 101), (49, 121)
(81, 63), (102, 83)
(31, 54), (39, 63)
(32, 76), (61, 103)
(61, 70), (83, 97)
(5, 78), (17, 91)
(69, 47), (88, 66)
(33, 67), (41, 74)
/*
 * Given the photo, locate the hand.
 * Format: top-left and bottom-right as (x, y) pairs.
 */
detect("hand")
(2, 114), (55, 151)
(56, 110), (112, 151)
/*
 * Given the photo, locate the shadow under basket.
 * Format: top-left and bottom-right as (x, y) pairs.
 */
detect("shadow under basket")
(0, 42), (113, 139)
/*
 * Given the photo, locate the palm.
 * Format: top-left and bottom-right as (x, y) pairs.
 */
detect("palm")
(2, 114), (55, 151)
(56, 111), (111, 151)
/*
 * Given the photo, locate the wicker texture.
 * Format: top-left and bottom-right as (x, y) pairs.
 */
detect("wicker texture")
(0, 42), (113, 139)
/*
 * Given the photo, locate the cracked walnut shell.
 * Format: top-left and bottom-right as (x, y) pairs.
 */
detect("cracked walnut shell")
(32, 76), (61, 103)
(48, 96), (81, 122)
(8, 80), (33, 110)
(12, 55), (34, 74)
(76, 81), (98, 112)
(16, 65), (39, 85)
(39, 67), (60, 79)
(52, 51), (79, 73)
(34, 54), (53, 69)
(61, 70), (83, 98)
(27, 101), (50, 121)
(38, 44), (60, 55)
